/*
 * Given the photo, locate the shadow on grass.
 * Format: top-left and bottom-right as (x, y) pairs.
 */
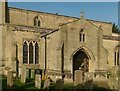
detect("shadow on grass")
(93, 85), (112, 91)
(26, 78), (34, 83)
(20, 82), (35, 89)
(13, 78), (38, 89)
(1, 78), (7, 90)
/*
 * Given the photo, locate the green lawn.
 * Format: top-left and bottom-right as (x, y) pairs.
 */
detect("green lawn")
(1, 74), (39, 90)
(13, 78), (38, 89)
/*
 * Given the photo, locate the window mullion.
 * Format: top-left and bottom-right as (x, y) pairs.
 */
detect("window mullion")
(28, 43), (29, 64)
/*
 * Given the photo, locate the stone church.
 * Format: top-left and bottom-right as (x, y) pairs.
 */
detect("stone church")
(0, 1), (120, 89)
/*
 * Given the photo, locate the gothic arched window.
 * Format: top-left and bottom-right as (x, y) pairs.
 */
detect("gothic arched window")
(29, 42), (33, 64)
(34, 16), (41, 27)
(114, 52), (116, 65)
(38, 20), (40, 27)
(35, 42), (39, 64)
(34, 19), (37, 26)
(80, 33), (82, 42)
(117, 52), (119, 65)
(23, 41), (28, 64)
(83, 34), (85, 42)
(114, 45), (120, 65)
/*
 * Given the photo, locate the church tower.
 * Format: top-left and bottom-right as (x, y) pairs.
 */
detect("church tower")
(0, 0), (9, 70)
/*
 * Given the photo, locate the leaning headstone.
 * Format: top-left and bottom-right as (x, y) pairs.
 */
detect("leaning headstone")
(7, 71), (13, 87)
(43, 77), (50, 89)
(35, 74), (41, 89)
(21, 67), (26, 83)
(74, 69), (83, 86)
(55, 78), (63, 90)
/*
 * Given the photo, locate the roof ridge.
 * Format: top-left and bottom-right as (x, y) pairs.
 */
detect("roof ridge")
(8, 7), (79, 19)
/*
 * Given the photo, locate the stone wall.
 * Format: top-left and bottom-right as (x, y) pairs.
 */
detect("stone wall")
(1, 2), (119, 86)
(9, 7), (112, 35)
(103, 39), (119, 69)
(60, 19), (100, 72)
(9, 7), (77, 30)
(108, 66), (119, 89)
(45, 31), (61, 71)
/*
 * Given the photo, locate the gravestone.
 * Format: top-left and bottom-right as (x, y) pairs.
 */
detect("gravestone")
(26, 69), (29, 78)
(43, 77), (50, 89)
(21, 67), (26, 83)
(55, 78), (63, 90)
(74, 69), (83, 86)
(31, 70), (35, 79)
(84, 79), (93, 90)
(35, 74), (41, 89)
(7, 71), (13, 87)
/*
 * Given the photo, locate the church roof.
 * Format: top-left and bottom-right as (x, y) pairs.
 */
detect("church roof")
(59, 18), (101, 30)
(9, 7), (112, 25)
(103, 35), (120, 41)
(13, 24), (58, 37)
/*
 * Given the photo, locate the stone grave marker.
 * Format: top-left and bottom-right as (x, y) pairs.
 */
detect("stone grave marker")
(31, 69), (35, 79)
(7, 71), (13, 87)
(21, 67), (26, 83)
(55, 78), (64, 90)
(43, 77), (50, 89)
(74, 69), (83, 86)
(84, 79), (93, 90)
(35, 74), (41, 89)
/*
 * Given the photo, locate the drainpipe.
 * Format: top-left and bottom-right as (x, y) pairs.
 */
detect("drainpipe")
(44, 36), (47, 74)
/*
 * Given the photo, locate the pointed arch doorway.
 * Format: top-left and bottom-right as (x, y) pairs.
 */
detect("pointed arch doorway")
(73, 49), (89, 80)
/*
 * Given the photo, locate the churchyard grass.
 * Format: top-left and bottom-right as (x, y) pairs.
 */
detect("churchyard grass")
(1, 74), (111, 90)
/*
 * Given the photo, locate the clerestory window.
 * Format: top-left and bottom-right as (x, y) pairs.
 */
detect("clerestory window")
(34, 16), (41, 27)
(80, 29), (85, 42)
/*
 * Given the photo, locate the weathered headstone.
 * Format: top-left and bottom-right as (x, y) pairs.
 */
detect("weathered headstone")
(43, 77), (50, 89)
(21, 67), (26, 83)
(35, 74), (41, 89)
(84, 79), (93, 90)
(7, 71), (13, 87)
(84, 72), (93, 90)
(31, 70), (35, 79)
(55, 78), (63, 90)
(26, 69), (29, 78)
(74, 69), (83, 86)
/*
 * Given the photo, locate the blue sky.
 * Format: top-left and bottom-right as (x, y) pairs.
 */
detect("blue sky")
(8, 2), (118, 25)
